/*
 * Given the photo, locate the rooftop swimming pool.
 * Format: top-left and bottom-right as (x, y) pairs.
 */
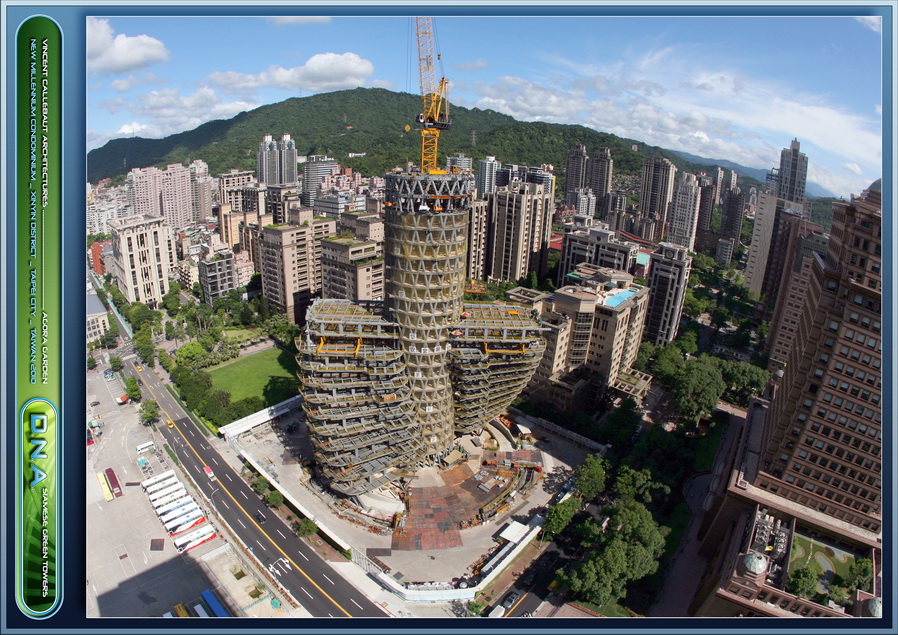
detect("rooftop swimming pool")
(605, 288), (637, 308)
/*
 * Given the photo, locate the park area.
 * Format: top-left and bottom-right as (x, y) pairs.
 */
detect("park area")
(208, 346), (299, 407)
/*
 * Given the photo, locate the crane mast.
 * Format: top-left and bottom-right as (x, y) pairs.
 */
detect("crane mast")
(415, 17), (450, 174)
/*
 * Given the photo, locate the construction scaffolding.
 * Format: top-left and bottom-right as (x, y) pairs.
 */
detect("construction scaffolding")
(297, 173), (546, 499)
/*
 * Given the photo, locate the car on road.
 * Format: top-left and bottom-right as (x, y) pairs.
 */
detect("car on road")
(166, 418), (174, 428)
(90, 401), (100, 407)
(136, 366), (143, 372)
(522, 570), (537, 586)
(203, 466), (216, 481)
(253, 511), (267, 524)
(137, 378), (144, 386)
(501, 592), (520, 609)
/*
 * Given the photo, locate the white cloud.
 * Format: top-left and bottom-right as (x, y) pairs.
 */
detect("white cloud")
(267, 16), (331, 25)
(207, 52), (374, 96)
(854, 16), (881, 33)
(453, 60), (488, 72)
(116, 122), (151, 135)
(110, 73), (164, 93)
(370, 79), (396, 90)
(842, 162), (863, 175)
(87, 17), (170, 75)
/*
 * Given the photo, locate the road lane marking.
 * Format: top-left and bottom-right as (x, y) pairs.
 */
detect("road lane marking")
(301, 587), (313, 599)
(256, 540), (267, 552)
(298, 550), (309, 561)
(211, 457), (218, 465)
(221, 499), (230, 509)
(351, 599), (363, 610)
(240, 491), (248, 500)
(237, 519), (246, 529)
(225, 473), (233, 481)
(141, 380), (355, 617)
(322, 574), (334, 585)
(276, 530), (286, 539)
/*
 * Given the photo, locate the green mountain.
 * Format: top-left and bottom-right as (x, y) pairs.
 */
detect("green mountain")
(87, 87), (727, 187)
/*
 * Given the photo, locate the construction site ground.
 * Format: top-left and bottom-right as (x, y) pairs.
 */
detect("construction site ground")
(212, 407), (591, 614)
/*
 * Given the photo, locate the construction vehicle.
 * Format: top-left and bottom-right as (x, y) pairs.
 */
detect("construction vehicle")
(414, 16), (450, 174)
(115, 394), (129, 405)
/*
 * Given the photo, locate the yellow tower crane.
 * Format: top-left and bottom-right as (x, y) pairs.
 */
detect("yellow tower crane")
(415, 17), (450, 174)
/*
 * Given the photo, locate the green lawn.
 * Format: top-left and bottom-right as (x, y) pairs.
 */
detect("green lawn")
(789, 533), (856, 582)
(576, 599), (632, 617)
(693, 422), (726, 471)
(208, 347), (299, 406)
(222, 326), (263, 343)
(662, 502), (692, 561)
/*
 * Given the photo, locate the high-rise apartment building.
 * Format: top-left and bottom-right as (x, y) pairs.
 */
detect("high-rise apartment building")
(639, 156), (677, 242)
(712, 166), (725, 205)
(666, 172), (702, 251)
(588, 147), (614, 210)
(107, 214), (176, 308)
(766, 226), (828, 371)
(489, 181), (554, 282)
(466, 198), (490, 281)
(258, 210), (336, 323)
(126, 166), (163, 217)
(558, 218), (639, 283)
(693, 188), (881, 619)
(446, 152), (473, 171)
(476, 156), (500, 197)
(643, 242), (691, 346)
(257, 134), (298, 186)
(320, 237), (384, 301)
(160, 163), (193, 229)
(720, 187), (746, 243)
(566, 188), (597, 217)
(302, 155), (339, 207)
(773, 138), (809, 209)
(189, 160), (214, 222)
(495, 164), (555, 193)
(564, 144), (590, 200)
(218, 169), (255, 212)
(198, 251), (238, 306)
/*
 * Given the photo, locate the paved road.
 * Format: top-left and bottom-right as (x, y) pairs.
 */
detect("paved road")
(125, 358), (386, 618)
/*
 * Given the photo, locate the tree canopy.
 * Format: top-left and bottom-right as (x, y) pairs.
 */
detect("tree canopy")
(573, 454), (609, 501)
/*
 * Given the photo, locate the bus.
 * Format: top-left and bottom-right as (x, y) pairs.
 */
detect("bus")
(104, 468), (123, 498)
(141, 469), (176, 490)
(155, 495), (193, 517)
(168, 512), (206, 537)
(150, 488), (187, 509)
(148, 483), (185, 503)
(192, 604), (209, 618)
(200, 590), (229, 617)
(144, 476), (179, 497)
(163, 506), (202, 530)
(96, 472), (114, 502)
(173, 603), (190, 617)
(158, 501), (199, 524)
(136, 441), (155, 454)
(173, 525), (216, 553)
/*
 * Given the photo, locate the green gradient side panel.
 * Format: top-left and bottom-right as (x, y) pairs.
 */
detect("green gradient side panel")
(15, 16), (62, 619)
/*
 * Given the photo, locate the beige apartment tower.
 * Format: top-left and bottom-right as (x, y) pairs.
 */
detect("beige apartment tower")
(106, 214), (176, 309)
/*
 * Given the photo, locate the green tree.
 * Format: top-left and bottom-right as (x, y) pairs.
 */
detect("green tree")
(650, 345), (685, 385)
(612, 465), (670, 504)
(573, 454), (608, 501)
(674, 329), (699, 357)
(128, 302), (159, 332)
(827, 585), (852, 607)
(542, 496), (580, 539)
(670, 359), (726, 422)
(175, 341), (208, 369)
(139, 400), (160, 425)
(711, 306), (731, 329)
(847, 558), (874, 592)
(466, 600), (486, 617)
(98, 329), (118, 349)
(786, 567), (818, 599)
(124, 375), (142, 402)
(265, 490), (285, 508)
(109, 355), (123, 372)
(156, 348), (176, 372)
(251, 476), (270, 494)
(682, 288), (706, 319)
(293, 518), (318, 537)
(133, 326), (156, 366)
(633, 341), (657, 372)
(87, 355), (97, 370)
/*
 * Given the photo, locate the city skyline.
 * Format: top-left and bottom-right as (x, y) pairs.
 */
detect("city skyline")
(87, 12), (886, 199)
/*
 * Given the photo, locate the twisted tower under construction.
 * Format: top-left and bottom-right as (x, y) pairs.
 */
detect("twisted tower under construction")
(297, 171), (545, 497)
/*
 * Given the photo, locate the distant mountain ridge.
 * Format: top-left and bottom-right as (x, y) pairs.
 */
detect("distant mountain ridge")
(88, 87), (770, 192)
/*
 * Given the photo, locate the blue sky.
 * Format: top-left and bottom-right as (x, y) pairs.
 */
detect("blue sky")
(87, 13), (886, 198)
